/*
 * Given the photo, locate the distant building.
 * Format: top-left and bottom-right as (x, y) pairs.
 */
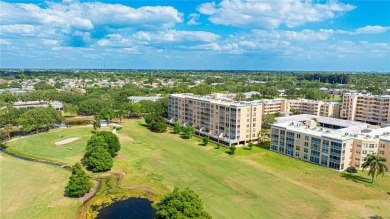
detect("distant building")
(342, 92), (390, 126)
(13, 101), (64, 110)
(128, 95), (162, 103)
(270, 114), (390, 171)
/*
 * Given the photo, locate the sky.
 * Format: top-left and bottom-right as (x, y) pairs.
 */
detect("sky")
(0, 0), (389, 71)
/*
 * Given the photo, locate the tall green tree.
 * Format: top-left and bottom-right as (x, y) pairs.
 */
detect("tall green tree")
(65, 163), (93, 197)
(183, 125), (195, 139)
(83, 146), (113, 172)
(173, 122), (181, 134)
(153, 187), (212, 219)
(93, 115), (101, 132)
(262, 114), (276, 128)
(64, 103), (79, 116)
(361, 154), (388, 184)
(96, 131), (121, 157)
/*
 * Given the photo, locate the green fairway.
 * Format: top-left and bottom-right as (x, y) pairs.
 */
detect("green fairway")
(113, 119), (390, 218)
(4, 120), (390, 218)
(6, 127), (94, 164)
(0, 154), (81, 219)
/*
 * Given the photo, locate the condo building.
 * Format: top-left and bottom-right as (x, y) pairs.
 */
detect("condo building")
(262, 99), (341, 118)
(342, 93), (390, 126)
(168, 93), (262, 146)
(270, 114), (390, 171)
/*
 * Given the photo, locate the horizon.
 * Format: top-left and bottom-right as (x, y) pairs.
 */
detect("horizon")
(1, 0), (389, 71)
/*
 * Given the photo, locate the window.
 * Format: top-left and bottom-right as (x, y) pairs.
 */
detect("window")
(363, 144), (368, 148)
(362, 150), (367, 154)
(369, 144), (375, 148)
(304, 153), (308, 159)
(297, 134), (301, 139)
(305, 136), (309, 141)
(380, 144), (385, 148)
(380, 151), (385, 155)
(304, 142), (309, 147)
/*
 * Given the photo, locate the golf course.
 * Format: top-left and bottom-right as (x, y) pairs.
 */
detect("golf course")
(2, 119), (390, 218)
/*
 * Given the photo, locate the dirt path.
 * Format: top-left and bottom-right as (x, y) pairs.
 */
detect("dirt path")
(80, 180), (100, 204)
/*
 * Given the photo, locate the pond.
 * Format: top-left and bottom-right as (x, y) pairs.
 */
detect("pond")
(96, 197), (155, 219)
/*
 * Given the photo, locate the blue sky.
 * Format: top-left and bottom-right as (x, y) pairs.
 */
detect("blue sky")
(1, 0), (389, 71)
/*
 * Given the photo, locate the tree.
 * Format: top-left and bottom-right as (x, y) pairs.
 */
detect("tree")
(18, 107), (63, 133)
(361, 154), (388, 184)
(230, 145), (236, 155)
(235, 93), (246, 101)
(85, 135), (109, 153)
(262, 114), (276, 128)
(290, 108), (300, 115)
(96, 131), (121, 157)
(173, 121), (181, 134)
(65, 163), (93, 197)
(93, 115), (101, 132)
(258, 128), (268, 144)
(183, 125), (195, 139)
(248, 141), (253, 150)
(153, 187), (212, 219)
(33, 82), (55, 90)
(3, 124), (13, 140)
(145, 114), (168, 133)
(83, 146), (113, 172)
(64, 103), (79, 116)
(100, 108), (115, 124)
(202, 137), (209, 146)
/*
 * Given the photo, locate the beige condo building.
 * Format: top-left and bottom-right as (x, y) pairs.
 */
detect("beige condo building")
(342, 93), (390, 126)
(262, 99), (341, 118)
(168, 93), (262, 146)
(270, 115), (390, 171)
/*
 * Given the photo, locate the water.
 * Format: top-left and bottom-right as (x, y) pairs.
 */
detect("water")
(96, 198), (155, 219)
(0, 149), (72, 171)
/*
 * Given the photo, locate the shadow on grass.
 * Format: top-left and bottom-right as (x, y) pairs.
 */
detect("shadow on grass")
(340, 172), (371, 183)
(243, 147), (252, 150)
(139, 124), (149, 128)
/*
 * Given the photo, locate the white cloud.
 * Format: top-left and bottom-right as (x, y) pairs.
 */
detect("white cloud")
(197, 0), (355, 29)
(0, 1), (182, 31)
(0, 24), (38, 34)
(0, 39), (11, 45)
(43, 39), (58, 46)
(188, 13), (201, 26)
(133, 30), (220, 43)
(356, 25), (390, 34)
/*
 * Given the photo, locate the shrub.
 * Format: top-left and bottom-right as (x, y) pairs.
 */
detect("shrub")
(153, 187), (212, 219)
(65, 163), (93, 197)
(230, 145), (236, 155)
(202, 137), (209, 146)
(346, 166), (357, 173)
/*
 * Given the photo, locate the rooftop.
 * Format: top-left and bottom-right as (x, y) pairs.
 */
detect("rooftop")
(274, 114), (390, 141)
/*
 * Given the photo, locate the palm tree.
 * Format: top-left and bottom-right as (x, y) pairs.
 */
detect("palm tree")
(93, 115), (101, 132)
(361, 154), (388, 184)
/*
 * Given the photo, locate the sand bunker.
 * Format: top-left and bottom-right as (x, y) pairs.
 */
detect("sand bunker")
(55, 137), (80, 146)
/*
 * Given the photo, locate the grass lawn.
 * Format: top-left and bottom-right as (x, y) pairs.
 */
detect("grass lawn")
(4, 119), (390, 218)
(6, 127), (96, 164)
(113, 119), (390, 218)
(0, 154), (81, 219)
